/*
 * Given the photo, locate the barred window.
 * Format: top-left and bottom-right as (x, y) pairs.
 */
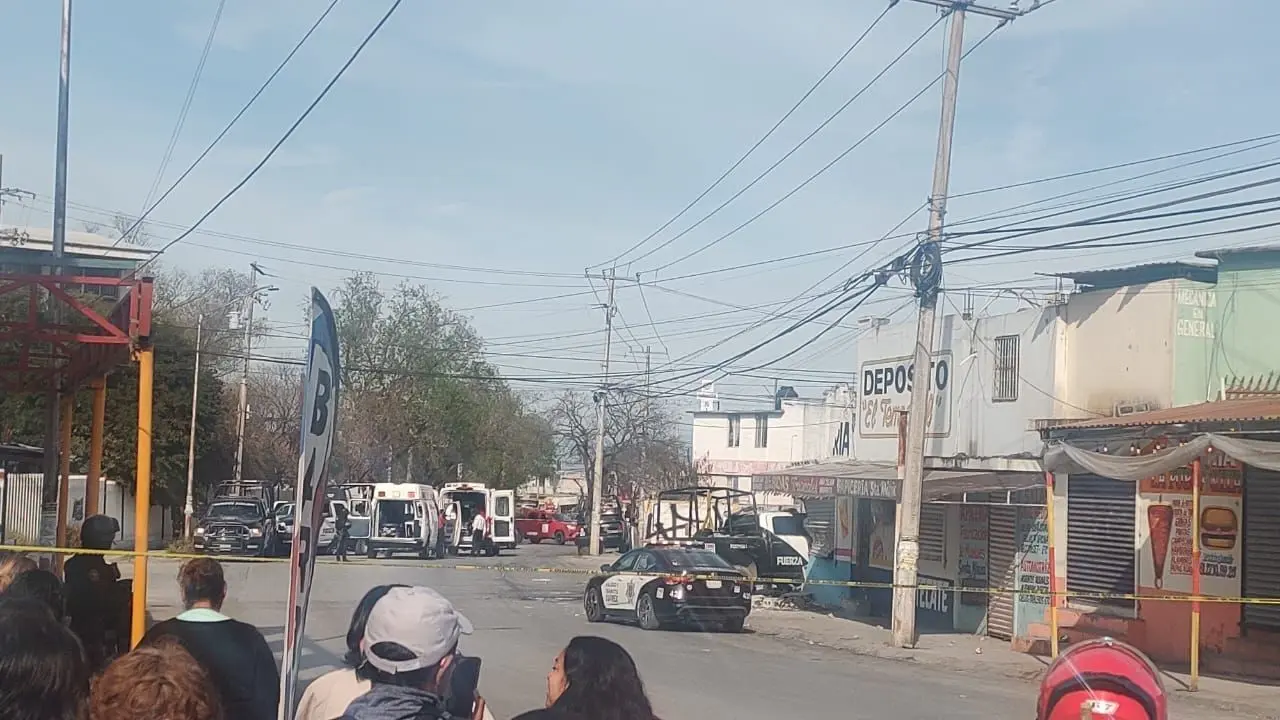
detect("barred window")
(920, 504), (947, 564)
(993, 334), (1020, 402)
(727, 415), (741, 447)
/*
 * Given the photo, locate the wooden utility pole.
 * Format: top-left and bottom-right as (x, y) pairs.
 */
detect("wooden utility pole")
(892, 0), (1048, 649)
(588, 269), (616, 556)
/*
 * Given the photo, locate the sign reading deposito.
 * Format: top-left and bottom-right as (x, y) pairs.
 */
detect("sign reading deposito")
(858, 351), (952, 438)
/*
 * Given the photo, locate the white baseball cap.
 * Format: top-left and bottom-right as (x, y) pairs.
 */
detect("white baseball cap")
(362, 586), (474, 673)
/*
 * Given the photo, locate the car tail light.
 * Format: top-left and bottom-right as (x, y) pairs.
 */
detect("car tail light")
(662, 575), (688, 585)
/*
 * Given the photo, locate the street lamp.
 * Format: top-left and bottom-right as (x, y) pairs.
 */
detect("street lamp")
(183, 283), (278, 539)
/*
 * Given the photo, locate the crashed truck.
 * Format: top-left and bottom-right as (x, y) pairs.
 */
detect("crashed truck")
(640, 487), (810, 594)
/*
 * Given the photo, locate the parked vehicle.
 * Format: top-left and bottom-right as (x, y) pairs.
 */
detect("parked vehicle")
(271, 499), (340, 556)
(516, 508), (580, 545)
(194, 497), (276, 557)
(642, 487), (809, 593)
(440, 482), (516, 555)
(365, 483), (440, 559)
(583, 545), (751, 632)
(576, 509), (630, 554)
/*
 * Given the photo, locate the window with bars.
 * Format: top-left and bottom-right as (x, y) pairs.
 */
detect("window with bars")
(993, 334), (1020, 402)
(920, 504), (947, 564)
(754, 414), (769, 448)
(727, 415), (741, 448)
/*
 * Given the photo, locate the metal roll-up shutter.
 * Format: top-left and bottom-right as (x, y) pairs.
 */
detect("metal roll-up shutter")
(1244, 467), (1280, 629)
(920, 504), (947, 564)
(1067, 474), (1136, 609)
(802, 497), (835, 559)
(987, 506), (1017, 640)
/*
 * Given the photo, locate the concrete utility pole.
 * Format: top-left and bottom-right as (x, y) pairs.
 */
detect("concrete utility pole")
(892, 0), (1044, 649)
(588, 268), (616, 556)
(233, 263), (267, 484)
(184, 313), (204, 538)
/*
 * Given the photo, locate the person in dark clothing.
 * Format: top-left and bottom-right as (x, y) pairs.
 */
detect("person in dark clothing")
(540, 636), (657, 720)
(333, 503), (352, 562)
(4, 568), (66, 620)
(141, 557), (279, 720)
(341, 585), (488, 720)
(0, 597), (90, 720)
(63, 514), (129, 673)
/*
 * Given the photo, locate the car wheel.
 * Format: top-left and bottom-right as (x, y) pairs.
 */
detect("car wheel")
(554, 531), (566, 545)
(366, 544), (377, 560)
(637, 592), (662, 631)
(584, 586), (605, 623)
(721, 616), (746, 633)
(354, 540), (367, 557)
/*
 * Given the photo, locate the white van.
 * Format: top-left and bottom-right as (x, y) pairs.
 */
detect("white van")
(440, 482), (516, 555)
(365, 483), (440, 559)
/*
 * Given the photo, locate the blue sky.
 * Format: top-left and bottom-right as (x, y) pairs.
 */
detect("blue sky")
(1, 0), (1278, 405)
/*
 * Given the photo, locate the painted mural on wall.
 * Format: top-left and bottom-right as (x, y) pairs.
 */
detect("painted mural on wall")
(917, 575), (955, 630)
(836, 496), (855, 560)
(867, 499), (896, 570)
(958, 505), (989, 607)
(1135, 456), (1242, 597)
(1014, 507), (1050, 638)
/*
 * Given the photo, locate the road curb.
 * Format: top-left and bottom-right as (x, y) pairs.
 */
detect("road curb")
(746, 612), (1279, 719)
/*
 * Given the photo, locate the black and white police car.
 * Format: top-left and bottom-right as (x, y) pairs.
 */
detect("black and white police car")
(583, 545), (752, 632)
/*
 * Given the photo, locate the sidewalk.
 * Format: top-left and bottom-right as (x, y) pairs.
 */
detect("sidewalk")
(745, 603), (1280, 719)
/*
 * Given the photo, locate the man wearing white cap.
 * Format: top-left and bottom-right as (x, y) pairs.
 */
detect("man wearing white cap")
(340, 586), (491, 720)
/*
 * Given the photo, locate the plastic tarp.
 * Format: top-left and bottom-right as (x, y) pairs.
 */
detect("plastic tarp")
(1044, 433), (1280, 481)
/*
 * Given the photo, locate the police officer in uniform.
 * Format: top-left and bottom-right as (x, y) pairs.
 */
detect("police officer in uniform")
(64, 514), (130, 673)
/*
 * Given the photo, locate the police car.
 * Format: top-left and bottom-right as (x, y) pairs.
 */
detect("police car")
(583, 545), (752, 632)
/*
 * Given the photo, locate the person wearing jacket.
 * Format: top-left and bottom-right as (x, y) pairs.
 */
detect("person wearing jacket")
(340, 585), (490, 720)
(141, 557), (279, 720)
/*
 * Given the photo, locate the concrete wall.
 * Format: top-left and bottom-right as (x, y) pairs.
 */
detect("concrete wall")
(1059, 280), (1182, 417)
(1175, 259), (1280, 403)
(854, 308), (1058, 464)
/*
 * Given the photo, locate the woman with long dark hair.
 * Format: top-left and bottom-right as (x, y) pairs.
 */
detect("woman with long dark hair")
(295, 583), (408, 720)
(542, 635), (656, 720)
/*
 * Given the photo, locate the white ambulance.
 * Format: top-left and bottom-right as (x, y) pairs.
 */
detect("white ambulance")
(440, 482), (516, 556)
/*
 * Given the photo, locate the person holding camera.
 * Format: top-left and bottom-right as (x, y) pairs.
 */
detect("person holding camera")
(340, 585), (491, 720)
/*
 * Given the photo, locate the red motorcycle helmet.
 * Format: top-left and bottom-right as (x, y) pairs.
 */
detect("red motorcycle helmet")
(1037, 638), (1167, 720)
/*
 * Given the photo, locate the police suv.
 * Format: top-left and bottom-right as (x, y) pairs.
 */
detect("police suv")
(583, 545), (752, 632)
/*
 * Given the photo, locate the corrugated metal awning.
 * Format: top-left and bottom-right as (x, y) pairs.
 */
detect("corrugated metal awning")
(750, 460), (1040, 501)
(1047, 396), (1280, 431)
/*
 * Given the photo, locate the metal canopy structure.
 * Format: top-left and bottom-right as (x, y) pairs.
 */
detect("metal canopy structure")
(0, 226), (156, 646)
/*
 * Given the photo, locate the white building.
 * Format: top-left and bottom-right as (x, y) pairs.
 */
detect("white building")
(690, 383), (853, 505)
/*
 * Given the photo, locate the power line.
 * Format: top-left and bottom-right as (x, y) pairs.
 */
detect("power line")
(124, 0), (379, 264)
(642, 20), (1004, 275)
(138, 0), (227, 215)
(594, 4), (897, 270)
(630, 14), (947, 272)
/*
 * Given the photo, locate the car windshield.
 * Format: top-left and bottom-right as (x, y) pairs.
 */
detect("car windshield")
(208, 502), (263, 521)
(662, 549), (732, 570)
(274, 503), (294, 519)
(771, 514), (808, 536)
(555, 513), (576, 523)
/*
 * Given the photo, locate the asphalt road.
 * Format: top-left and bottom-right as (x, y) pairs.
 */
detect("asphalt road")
(142, 542), (1040, 719)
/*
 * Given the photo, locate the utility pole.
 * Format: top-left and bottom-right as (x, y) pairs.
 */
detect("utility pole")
(233, 263), (265, 484)
(588, 268), (616, 556)
(892, 0), (1041, 649)
(184, 313), (204, 538)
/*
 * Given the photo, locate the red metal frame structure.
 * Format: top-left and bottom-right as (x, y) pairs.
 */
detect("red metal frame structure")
(0, 272), (153, 392)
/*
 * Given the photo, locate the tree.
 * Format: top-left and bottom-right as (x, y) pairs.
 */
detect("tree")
(328, 273), (555, 489)
(547, 388), (694, 500)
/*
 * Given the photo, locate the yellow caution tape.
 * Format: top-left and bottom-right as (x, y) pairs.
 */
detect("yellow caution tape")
(4, 542), (1277, 605)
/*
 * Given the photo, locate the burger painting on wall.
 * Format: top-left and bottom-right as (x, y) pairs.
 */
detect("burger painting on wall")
(1137, 456), (1243, 598)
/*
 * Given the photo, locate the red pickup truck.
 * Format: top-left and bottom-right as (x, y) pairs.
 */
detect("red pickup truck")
(516, 509), (580, 545)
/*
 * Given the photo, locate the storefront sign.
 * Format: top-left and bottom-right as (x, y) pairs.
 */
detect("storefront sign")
(958, 505), (989, 607)
(751, 474), (900, 499)
(1015, 508), (1050, 638)
(1136, 458), (1242, 597)
(859, 351), (952, 439)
